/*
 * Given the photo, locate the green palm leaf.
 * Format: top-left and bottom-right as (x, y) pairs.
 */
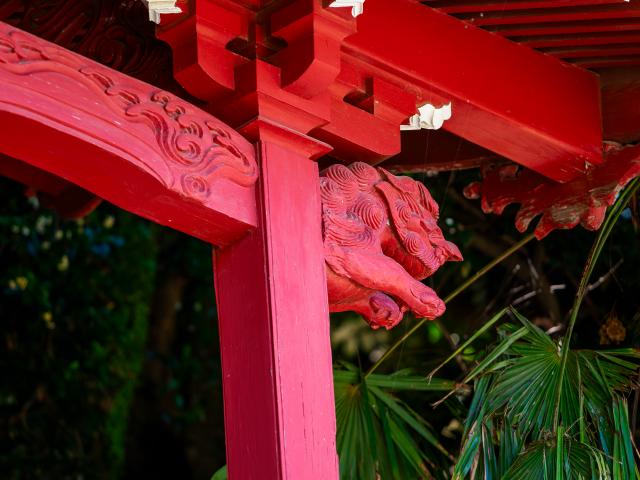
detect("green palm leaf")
(334, 366), (453, 479)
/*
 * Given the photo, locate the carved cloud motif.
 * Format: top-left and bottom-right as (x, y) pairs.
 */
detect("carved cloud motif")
(0, 24), (258, 199)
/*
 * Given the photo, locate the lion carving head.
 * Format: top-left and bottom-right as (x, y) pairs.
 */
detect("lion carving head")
(321, 162), (462, 329)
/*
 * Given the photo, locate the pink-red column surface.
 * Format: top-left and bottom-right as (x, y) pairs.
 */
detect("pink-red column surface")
(214, 141), (339, 479)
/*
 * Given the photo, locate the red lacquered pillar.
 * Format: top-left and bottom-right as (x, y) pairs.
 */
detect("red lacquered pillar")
(213, 135), (338, 479)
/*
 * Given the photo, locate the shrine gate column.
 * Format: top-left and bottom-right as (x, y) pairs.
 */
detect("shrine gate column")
(213, 132), (338, 479)
(156, 2), (395, 476)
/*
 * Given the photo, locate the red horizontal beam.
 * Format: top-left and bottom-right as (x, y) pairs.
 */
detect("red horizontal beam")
(346, 0), (603, 181)
(0, 154), (102, 218)
(516, 32), (640, 49)
(542, 44), (640, 59)
(574, 57), (640, 69)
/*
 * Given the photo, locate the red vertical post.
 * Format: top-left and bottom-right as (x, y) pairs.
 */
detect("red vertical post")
(213, 139), (339, 479)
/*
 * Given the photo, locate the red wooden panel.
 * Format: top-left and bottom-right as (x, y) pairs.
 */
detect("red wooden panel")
(430, 0), (627, 14)
(457, 4), (640, 27)
(382, 130), (500, 173)
(214, 140), (338, 479)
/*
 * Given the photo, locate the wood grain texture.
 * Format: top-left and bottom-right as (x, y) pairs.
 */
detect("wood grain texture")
(214, 141), (338, 479)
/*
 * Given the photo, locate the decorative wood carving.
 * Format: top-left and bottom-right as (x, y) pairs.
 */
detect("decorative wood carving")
(0, 22), (257, 245)
(464, 144), (640, 239)
(321, 162), (462, 329)
(0, 0), (178, 89)
(155, 0), (602, 179)
(0, 23), (257, 195)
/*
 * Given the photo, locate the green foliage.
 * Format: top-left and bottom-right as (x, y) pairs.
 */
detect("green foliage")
(0, 180), (157, 479)
(437, 179), (640, 479)
(334, 179), (640, 479)
(448, 312), (639, 479)
(211, 465), (227, 480)
(334, 365), (456, 479)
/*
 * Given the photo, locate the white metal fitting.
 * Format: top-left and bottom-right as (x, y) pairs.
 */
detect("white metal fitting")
(144, 0), (182, 24)
(401, 102), (452, 131)
(329, 0), (365, 18)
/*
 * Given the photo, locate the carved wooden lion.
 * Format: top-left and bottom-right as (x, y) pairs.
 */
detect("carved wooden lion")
(321, 162), (462, 329)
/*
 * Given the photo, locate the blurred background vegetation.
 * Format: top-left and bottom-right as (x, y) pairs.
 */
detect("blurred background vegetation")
(1, 169), (638, 479)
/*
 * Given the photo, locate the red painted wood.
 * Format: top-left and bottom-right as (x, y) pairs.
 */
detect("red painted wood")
(0, 153), (70, 196)
(0, 155), (103, 218)
(157, 0), (603, 181)
(541, 45), (640, 59)
(491, 19), (640, 38)
(431, 0), (627, 14)
(430, 0), (640, 71)
(464, 144), (640, 239)
(518, 32), (640, 49)
(0, 22), (258, 246)
(0, 0), (182, 91)
(322, 162), (461, 329)
(214, 139), (338, 480)
(347, 0), (603, 181)
(601, 68), (640, 144)
(457, 4), (640, 27)
(382, 130), (500, 173)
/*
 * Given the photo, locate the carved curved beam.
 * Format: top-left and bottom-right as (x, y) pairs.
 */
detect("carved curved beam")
(0, 22), (258, 245)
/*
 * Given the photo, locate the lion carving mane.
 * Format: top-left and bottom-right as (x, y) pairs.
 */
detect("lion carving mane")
(320, 162), (462, 330)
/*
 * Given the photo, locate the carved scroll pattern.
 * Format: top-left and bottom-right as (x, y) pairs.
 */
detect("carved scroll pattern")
(464, 145), (640, 239)
(321, 162), (462, 330)
(0, 0), (174, 87)
(0, 25), (258, 198)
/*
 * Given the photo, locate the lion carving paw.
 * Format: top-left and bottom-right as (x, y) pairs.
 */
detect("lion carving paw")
(321, 162), (461, 329)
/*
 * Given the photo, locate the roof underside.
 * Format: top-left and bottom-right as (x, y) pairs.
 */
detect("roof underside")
(426, 0), (640, 70)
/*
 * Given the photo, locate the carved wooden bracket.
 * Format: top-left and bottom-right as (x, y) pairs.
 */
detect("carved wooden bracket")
(0, 22), (258, 245)
(155, 0), (420, 162)
(463, 144), (640, 239)
(321, 162), (462, 329)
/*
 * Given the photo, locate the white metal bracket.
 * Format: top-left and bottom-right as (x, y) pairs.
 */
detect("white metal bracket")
(328, 0), (365, 17)
(401, 103), (452, 131)
(143, 0), (182, 24)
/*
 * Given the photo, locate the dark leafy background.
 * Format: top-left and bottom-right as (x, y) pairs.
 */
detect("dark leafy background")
(1, 170), (638, 479)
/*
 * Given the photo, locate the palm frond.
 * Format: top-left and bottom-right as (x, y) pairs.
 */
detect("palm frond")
(446, 314), (640, 479)
(334, 366), (454, 479)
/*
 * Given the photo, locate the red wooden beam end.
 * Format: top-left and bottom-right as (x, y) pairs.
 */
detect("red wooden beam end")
(0, 22), (258, 246)
(346, 0), (603, 182)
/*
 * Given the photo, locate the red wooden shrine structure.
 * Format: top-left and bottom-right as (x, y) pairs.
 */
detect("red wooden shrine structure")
(2, 0), (640, 478)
